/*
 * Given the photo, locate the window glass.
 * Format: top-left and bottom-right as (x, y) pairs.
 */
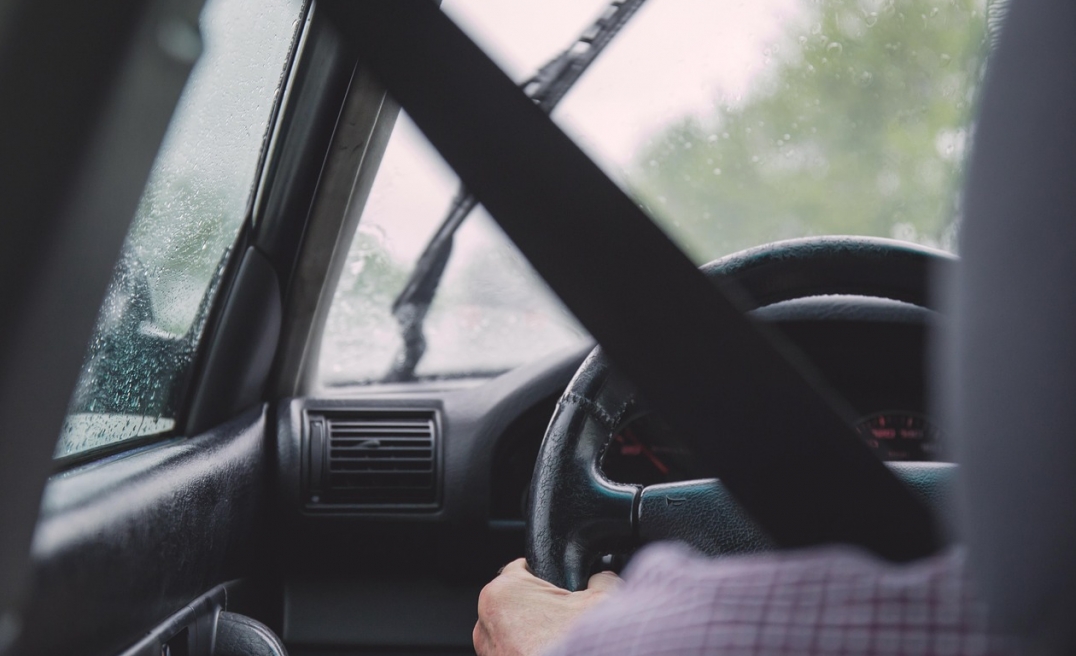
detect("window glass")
(451, 0), (992, 260)
(318, 115), (587, 387)
(319, 1), (615, 388)
(56, 0), (304, 458)
(319, 0), (992, 387)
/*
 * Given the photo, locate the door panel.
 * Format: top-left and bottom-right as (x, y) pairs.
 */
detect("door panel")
(15, 407), (271, 656)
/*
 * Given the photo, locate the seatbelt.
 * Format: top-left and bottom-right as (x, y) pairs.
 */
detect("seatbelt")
(324, 0), (939, 561)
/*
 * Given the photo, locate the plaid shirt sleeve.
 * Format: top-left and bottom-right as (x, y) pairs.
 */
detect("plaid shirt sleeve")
(545, 543), (1011, 656)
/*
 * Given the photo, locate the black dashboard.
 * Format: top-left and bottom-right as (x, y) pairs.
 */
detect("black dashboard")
(274, 294), (944, 652)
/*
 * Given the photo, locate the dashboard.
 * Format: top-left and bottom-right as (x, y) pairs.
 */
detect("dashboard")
(274, 294), (944, 650)
(280, 294), (941, 521)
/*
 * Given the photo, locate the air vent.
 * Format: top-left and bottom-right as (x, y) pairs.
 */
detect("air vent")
(305, 409), (440, 510)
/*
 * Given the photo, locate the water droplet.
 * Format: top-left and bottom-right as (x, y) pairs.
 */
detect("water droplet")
(712, 168), (722, 175)
(783, 133), (791, 140)
(751, 155), (760, 163)
(826, 41), (843, 55)
(940, 53), (952, 66)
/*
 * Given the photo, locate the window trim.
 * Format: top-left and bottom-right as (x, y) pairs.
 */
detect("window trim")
(53, 430), (181, 472)
(54, 0), (314, 468)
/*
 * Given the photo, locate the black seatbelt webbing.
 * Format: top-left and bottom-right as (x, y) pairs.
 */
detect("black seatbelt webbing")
(325, 0), (939, 561)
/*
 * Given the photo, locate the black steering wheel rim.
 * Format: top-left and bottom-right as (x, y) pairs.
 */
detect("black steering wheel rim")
(525, 236), (954, 591)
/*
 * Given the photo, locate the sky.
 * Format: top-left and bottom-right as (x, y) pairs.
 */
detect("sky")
(446, 0), (804, 167)
(358, 0), (807, 265)
(323, 0), (988, 381)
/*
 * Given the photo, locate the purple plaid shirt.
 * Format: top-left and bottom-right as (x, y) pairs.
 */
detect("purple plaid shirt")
(546, 544), (1010, 656)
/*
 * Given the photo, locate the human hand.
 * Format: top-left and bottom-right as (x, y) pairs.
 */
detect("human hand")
(473, 559), (621, 656)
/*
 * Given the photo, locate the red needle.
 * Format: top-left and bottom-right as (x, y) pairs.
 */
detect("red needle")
(623, 427), (670, 475)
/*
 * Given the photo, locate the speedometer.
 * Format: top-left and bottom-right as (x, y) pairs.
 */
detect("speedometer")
(602, 415), (698, 486)
(854, 412), (940, 462)
(603, 410), (942, 485)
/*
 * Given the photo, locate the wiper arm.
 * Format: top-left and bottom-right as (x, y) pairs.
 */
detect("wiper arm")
(383, 0), (648, 382)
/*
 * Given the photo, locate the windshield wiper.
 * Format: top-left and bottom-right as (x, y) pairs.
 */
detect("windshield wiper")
(383, 0), (649, 382)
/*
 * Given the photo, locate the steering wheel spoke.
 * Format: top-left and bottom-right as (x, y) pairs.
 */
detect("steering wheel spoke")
(636, 479), (773, 556)
(636, 463), (956, 559)
(527, 378), (641, 591)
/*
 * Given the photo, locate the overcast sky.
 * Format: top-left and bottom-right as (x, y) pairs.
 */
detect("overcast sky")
(356, 0), (806, 265)
(446, 0), (804, 166)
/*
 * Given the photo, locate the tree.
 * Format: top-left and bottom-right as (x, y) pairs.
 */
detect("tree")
(630, 0), (989, 262)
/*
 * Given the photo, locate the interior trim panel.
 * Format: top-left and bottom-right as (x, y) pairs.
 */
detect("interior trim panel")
(17, 407), (272, 656)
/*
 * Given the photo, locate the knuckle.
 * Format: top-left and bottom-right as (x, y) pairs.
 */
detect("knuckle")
(477, 581), (498, 616)
(472, 622), (484, 652)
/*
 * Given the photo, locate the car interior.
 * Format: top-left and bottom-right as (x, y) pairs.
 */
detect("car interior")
(1, 0), (1074, 655)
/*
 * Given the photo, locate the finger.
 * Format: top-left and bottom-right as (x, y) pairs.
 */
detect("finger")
(586, 570), (623, 592)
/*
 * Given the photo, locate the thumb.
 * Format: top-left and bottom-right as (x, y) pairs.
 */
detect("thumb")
(586, 570), (622, 593)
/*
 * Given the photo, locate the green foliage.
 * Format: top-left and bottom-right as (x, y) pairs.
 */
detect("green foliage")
(630, 0), (989, 262)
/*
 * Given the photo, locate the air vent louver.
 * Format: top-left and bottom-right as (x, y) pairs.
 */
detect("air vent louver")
(305, 409), (439, 510)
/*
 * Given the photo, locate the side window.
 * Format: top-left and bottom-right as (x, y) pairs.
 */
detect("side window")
(55, 0), (304, 459)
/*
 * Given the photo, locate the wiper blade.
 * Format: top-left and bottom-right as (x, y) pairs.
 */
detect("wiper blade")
(383, 0), (648, 382)
(384, 189), (476, 381)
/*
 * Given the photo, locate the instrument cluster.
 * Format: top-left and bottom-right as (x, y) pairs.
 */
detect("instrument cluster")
(602, 411), (942, 485)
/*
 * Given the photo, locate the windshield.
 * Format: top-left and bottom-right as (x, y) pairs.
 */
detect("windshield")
(317, 0), (990, 388)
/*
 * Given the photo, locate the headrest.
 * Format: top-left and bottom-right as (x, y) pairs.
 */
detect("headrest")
(947, 0), (1076, 651)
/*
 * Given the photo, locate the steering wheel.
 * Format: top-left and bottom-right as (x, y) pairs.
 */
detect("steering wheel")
(525, 236), (955, 591)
